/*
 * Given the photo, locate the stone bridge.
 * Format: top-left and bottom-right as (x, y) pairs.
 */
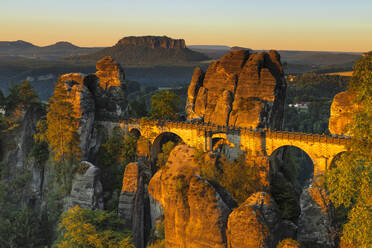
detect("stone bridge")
(120, 119), (349, 176)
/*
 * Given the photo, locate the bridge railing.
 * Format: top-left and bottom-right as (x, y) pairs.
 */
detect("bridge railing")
(121, 119), (350, 145)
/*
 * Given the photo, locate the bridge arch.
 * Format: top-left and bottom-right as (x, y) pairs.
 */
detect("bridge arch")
(329, 151), (347, 169)
(151, 132), (184, 163)
(129, 128), (141, 138)
(269, 145), (314, 186)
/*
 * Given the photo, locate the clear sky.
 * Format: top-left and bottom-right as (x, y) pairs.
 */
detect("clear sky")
(1, 0), (371, 52)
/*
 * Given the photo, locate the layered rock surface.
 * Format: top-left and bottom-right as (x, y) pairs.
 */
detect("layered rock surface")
(186, 50), (286, 129)
(329, 90), (360, 136)
(116, 36), (186, 49)
(227, 192), (278, 248)
(148, 145), (234, 248)
(67, 161), (104, 210)
(118, 162), (149, 248)
(60, 56), (128, 159)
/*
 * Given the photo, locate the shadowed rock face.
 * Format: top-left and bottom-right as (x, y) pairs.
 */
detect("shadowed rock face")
(329, 90), (360, 136)
(116, 36), (186, 49)
(186, 50), (286, 129)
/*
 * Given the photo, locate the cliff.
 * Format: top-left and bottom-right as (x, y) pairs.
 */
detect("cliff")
(186, 50), (286, 129)
(72, 36), (209, 65)
(60, 56), (128, 159)
(329, 90), (360, 136)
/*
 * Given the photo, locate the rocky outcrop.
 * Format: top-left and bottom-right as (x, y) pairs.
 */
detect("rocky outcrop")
(95, 56), (124, 89)
(118, 162), (150, 248)
(329, 90), (360, 136)
(227, 192), (279, 248)
(297, 186), (334, 247)
(186, 50), (286, 129)
(60, 56), (128, 159)
(116, 36), (186, 49)
(75, 36), (208, 65)
(67, 161), (104, 210)
(148, 144), (233, 248)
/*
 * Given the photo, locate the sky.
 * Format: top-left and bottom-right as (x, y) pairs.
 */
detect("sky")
(1, 0), (371, 52)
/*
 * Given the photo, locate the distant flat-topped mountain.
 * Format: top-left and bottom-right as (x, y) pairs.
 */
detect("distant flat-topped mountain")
(0, 40), (102, 60)
(70, 36), (209, 66)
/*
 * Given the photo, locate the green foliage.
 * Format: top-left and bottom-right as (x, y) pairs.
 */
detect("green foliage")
(325, 54), (372, 247)
(129, 98), (147, 118)
(284, 73), (349, 134)
(4, 81), (40, 115)
(270, 174), (300, 221)
(55, 205), (134, 248)
(46, 79), (81, 164)
(97, 127), (138, 211)
(156, 141), (176, 169)
(150, 90), (180, 120)
(29, 140), (49, 168)
(199, 152), (261, 204)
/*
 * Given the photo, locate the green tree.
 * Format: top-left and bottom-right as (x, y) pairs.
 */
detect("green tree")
(199, 152), (261, 204)
(5, 81), (39, 114)
(55, 205), (134, 248)
(46, 80), (81, 164)
(97, 128), (138, 211)
(326, 53), (371, 247)
(156, 141), (176, 169)
(45, 79), (81, 194)
(150, 90), (180, 120)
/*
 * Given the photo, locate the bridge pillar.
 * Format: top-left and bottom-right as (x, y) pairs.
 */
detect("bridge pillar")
(313, 156), (329, 176)
(205, 131), (213, 151)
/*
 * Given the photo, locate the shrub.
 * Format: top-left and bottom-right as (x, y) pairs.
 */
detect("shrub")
(277, 238), (301, 248)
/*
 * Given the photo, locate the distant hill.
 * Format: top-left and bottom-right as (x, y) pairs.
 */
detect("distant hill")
(0, 40), (103, 60)
(69, 36), (209, 66)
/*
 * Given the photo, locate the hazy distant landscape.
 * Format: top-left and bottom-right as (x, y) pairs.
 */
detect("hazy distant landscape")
(0, 38), (361, 100)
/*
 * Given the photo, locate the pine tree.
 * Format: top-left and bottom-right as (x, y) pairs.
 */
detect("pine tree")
(46, 79), (81, 164)
(326, 53), (371, 247)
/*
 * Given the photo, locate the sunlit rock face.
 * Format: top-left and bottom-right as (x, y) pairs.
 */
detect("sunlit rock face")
(118, 162), (148, 248)
(329, 90), (360, 136)
(148, 144), (234, 248)
(227, 192), (278, 248)
(116, 35), (186, 49)
(95, 56), (124, 89)
(60, 56), (128, 158)
(186, 50), (286, 129)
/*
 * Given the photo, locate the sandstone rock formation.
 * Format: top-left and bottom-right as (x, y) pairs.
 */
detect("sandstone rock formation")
(118, 162), (149, 248)
(227, 192), (278, 248)
(297, 186), (334, 247)
(67, 161), (104, 210)
(96, 56), (124, 89)
(116, 36), (186, 49)
(148, 144), (234, 248)
(186, 50), (286, 129)
(75, 36), (208, 66)
(60, 56), (128, 159)
(329, 90), (360, 136)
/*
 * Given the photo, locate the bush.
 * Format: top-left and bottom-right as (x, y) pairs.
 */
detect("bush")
(54, 205), (134, 248)
(156, 141), (176, 169)
(199, 152), (262, 204)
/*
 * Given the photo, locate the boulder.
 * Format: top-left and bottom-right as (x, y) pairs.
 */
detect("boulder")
(227, 192), (279, 248)
(329, 90), (360, 136)
(186, 50), (286, 129)
(148, 144), (233, 248)
(68, 161), (104, 210)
